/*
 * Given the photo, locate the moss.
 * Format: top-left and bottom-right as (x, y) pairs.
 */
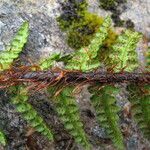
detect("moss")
(99, 0), (117, 10)
(103, 29), (118, 48)
(99, 28), (118, 64)
(67, 13), (103, 49)
(57, 0), (88, 31)
(57, 0), (104, 50)
(57, 0), (120, 50)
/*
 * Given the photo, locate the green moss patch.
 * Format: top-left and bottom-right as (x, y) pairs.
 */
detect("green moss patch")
(57, 0), (103, 50)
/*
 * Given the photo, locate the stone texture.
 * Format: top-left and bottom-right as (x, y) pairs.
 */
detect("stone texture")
(0, 0), (150, 150)
(121, 0), (150, 38)
(0, 0), (72, 60)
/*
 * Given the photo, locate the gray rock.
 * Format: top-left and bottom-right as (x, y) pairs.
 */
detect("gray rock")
(121, 0), (150, 38)
(0, 0), (150, 149)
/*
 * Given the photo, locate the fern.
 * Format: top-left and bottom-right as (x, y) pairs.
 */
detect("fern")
(127, 46), (150, 139)
(0, 22), (29, 146)
(39, 53), (61, 70)
(66, 16), (111, 71)
(127, 84), (150, 139)
(39, 53), (91, 149)
(65, 16), (125, 149)
(0, 13), (149, 150)
(54, 87), (91, 150)
(10, 86), (53, 140)
(0, 22), (29, 71)
(0, 22), (53, 142)
(108, 30), (142, 72)
(86, 20), (142, 150)
(0, 130), (6, 146)
(89, 85), (124, 149)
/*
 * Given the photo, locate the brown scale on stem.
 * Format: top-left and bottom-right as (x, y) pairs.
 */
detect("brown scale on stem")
(0, 66), (150, 89)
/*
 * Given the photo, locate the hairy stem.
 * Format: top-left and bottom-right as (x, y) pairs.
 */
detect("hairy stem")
(0, 69), (149, 88)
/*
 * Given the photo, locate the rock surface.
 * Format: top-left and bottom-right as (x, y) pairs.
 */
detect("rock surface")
(0, 0), (150, 150)
(121, 0), (150, 39)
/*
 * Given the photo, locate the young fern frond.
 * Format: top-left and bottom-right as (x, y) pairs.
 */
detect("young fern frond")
(0, 22), (29, 71)
(66, 16), (111, 71)
(54, 87), (91, 150)
(89, 85), (125, 150)
(0, 130), (6, 146)
(11, 86), (53, 140)
(108, 30), (142, 72)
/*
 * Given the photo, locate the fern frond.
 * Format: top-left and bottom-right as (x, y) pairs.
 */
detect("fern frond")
(0, 22), (29, 146)
(0, 22), (53, 140)
(54, 87), (91, 150)
(66, 16), (111, 72)
(10, 86), (53, 140)
(39, 53), (61, 70)
(40, 54), (90, 148)
(126, 44), (150, 140)
(0, 130), (6, 146)
(39, 53), (73, 70)
(0, 22), (29, 71)
(89, 85), (124, 150)
(127, 84), (150, 139)
(108, 30), (142, 72)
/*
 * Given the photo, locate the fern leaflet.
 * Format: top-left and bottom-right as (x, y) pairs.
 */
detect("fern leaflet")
(0, 22), (29, 71)
(146, 47), (150, 71)
(89, 85), (124, 150)
(66, 16), (111, 71)
(39, 53), (61, 70)
(0, 130), (6, 146)
(11, 86), (53, 140)
(54, 87), (91, 150)
(127, 84), (150, 139)
(109, 30), (142, 72)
